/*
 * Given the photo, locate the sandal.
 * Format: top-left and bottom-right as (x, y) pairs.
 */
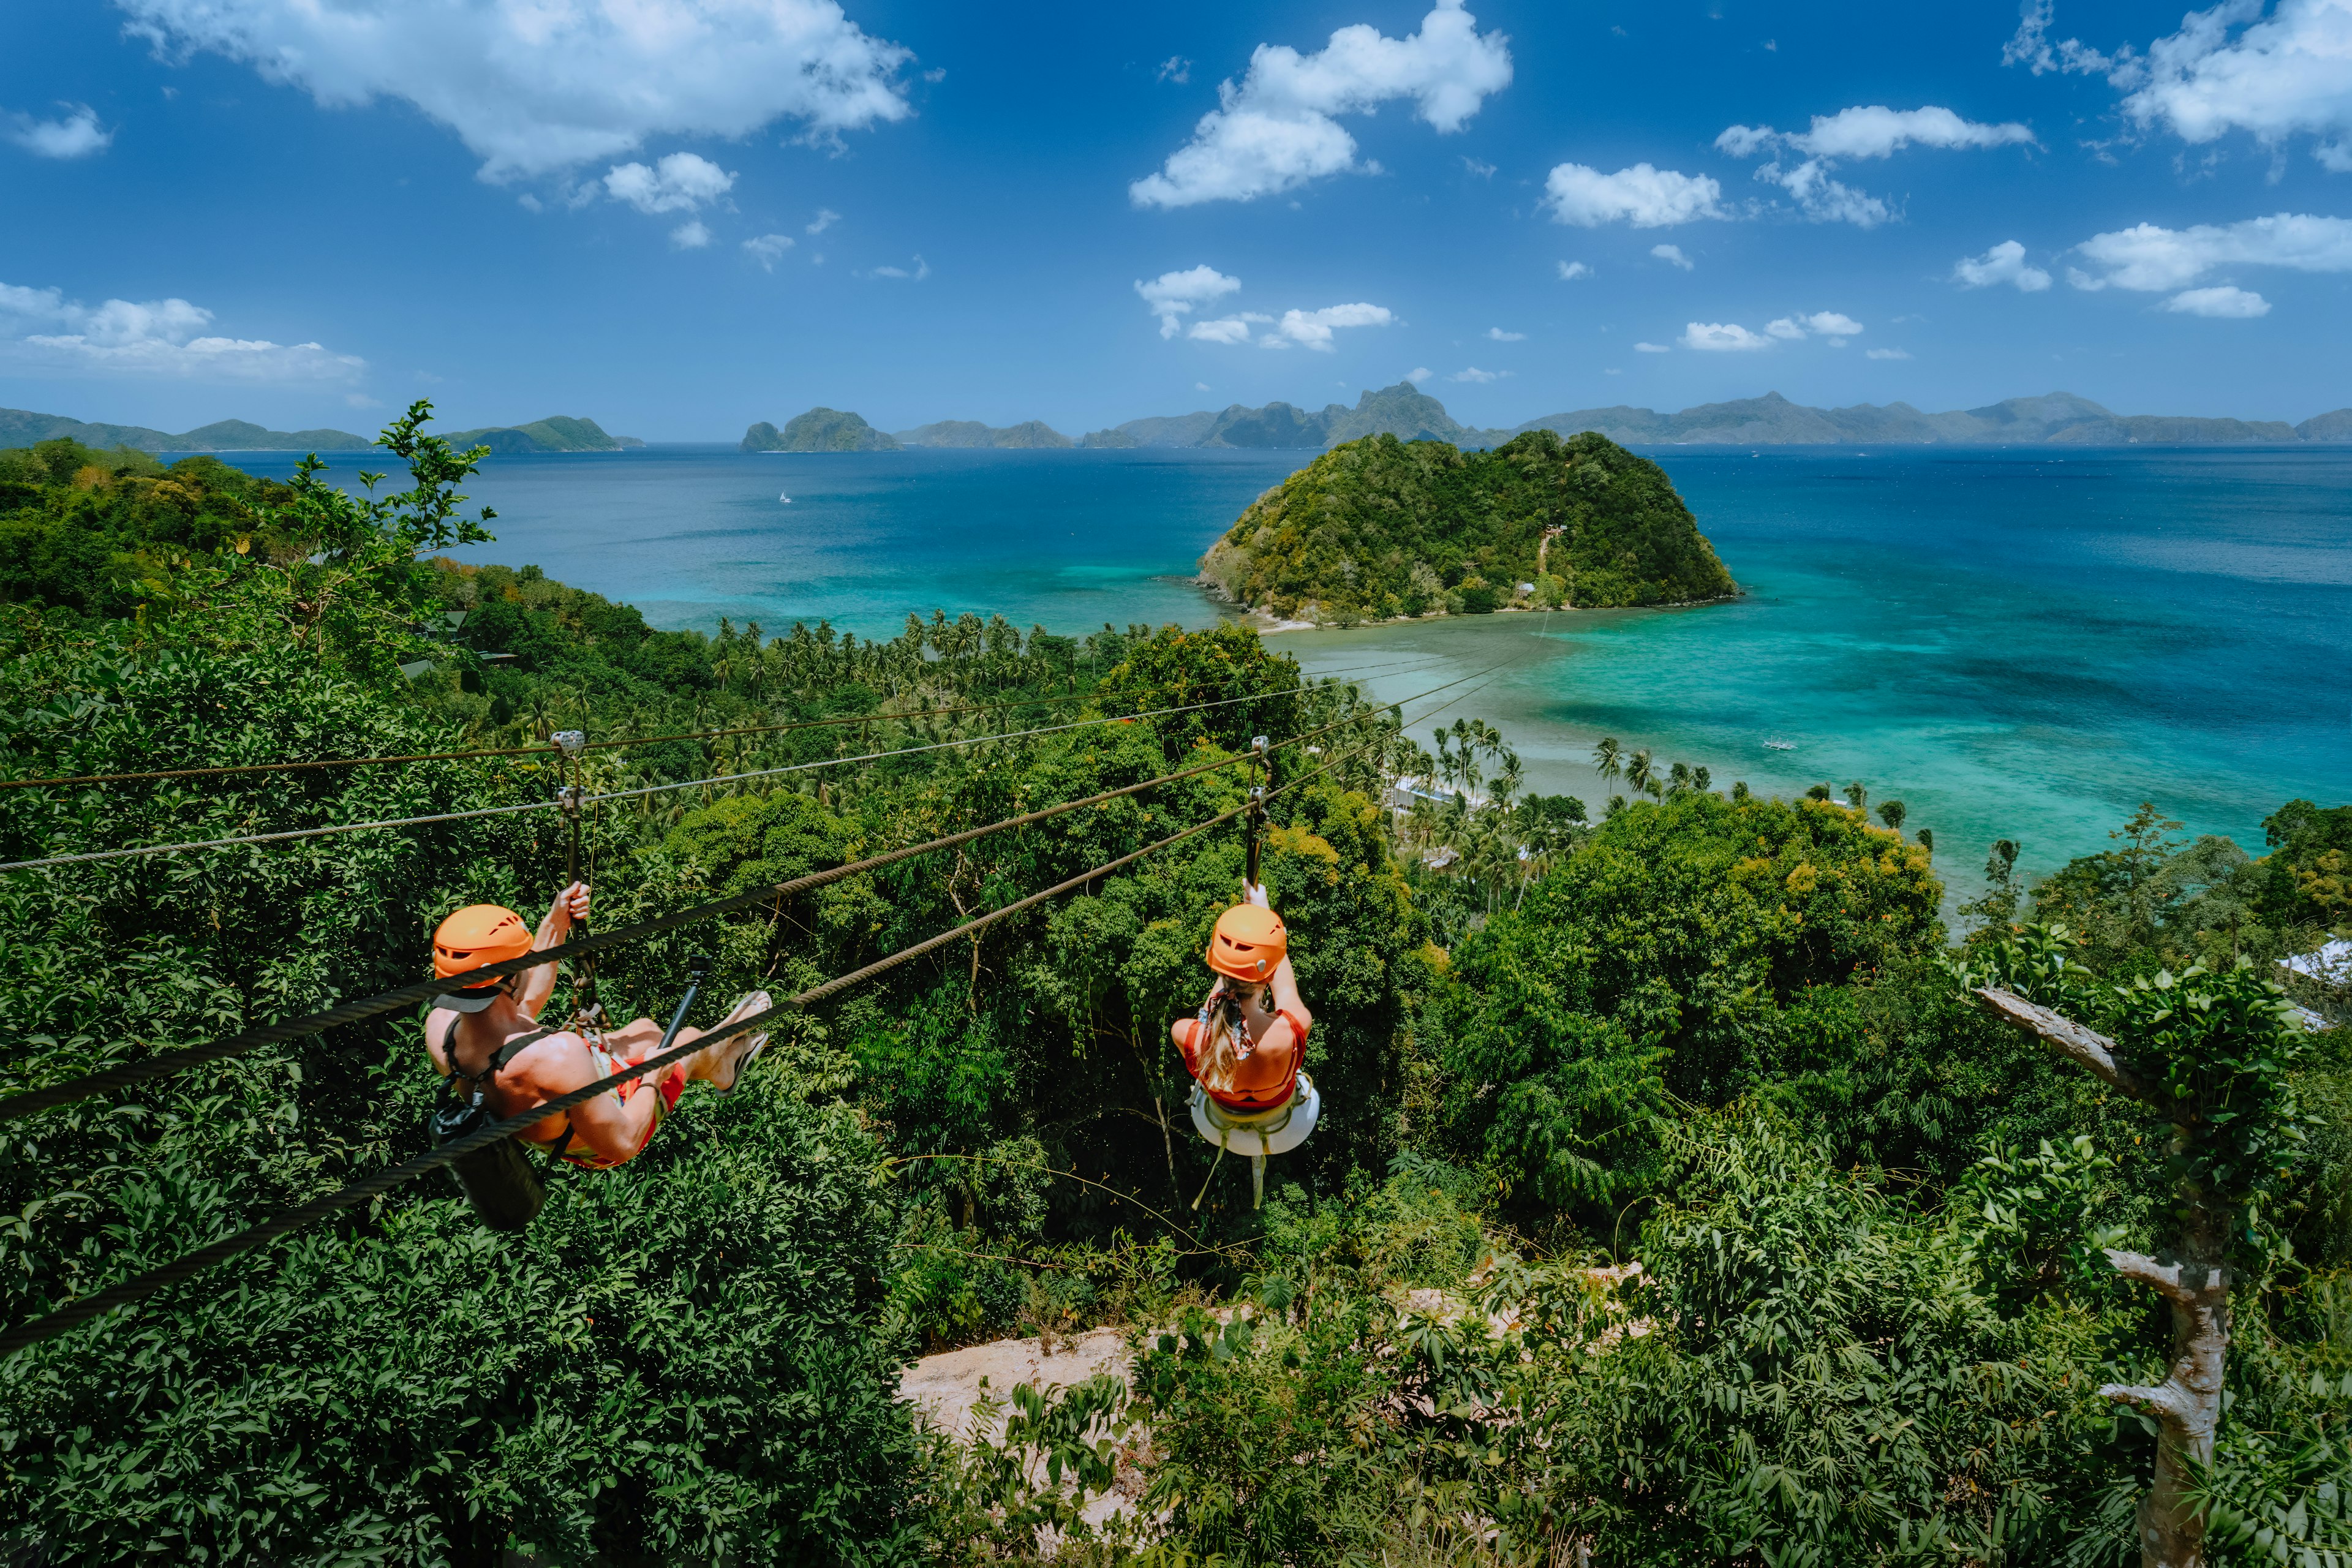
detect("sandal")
(709, 991), (773, 1096)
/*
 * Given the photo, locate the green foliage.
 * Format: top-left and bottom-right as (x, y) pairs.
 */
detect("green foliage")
(1197, 428), (1736, 624)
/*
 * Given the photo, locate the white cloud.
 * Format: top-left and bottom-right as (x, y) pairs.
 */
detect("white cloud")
(1716, 105), (2034, 228)
(1679, 321), (1774, 351)
(1450, 366), (1510, 382)
(807, 208), (841, 235)
(1136, 265), (1243, 337)
(6, 105), (112, 159)
(1406, 366), (1434, 382)
(0, 279), (365, 383)
(1556, 260), (1592, 280)
(1544, 162), (1723, 227)
(1273, 302), (1393, 350)
(2120, 0), (2352, 168)
(1129, 0), (1512, 207)
(1763, 311), (1864, 343)
(1866, 347), (1914, 359)
(2072, 212), (2352, 290)
(742, 233), (796, 270)
(1720, 105), (2037, 160)
(1196, 380), (1213, 390)
(872, 254), (929, 280)
(2003, 0), (2133, 77)
(1158, 56), (1192, 85)
(1463, 155), (1497, 177)
(669, 219), (712, 249)
(1189, 317), (1254, 344)
(604, 151), (734, 215)
(1650, 243), (1694, 270)
(1634, 341), (1670, 352)
(1951, 238), (2054, 291)
(1485, 326), (1525, 341)
(2166, 284), (2273, 315)
(118, 0), (914, 183)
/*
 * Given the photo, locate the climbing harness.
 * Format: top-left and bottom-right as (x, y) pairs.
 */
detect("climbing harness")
(1189, 1074), (1322, 1211)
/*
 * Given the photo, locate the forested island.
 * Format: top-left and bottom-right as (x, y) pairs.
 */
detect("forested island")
(1199, 428), (1738, 624)
(0, 412), (2346, 1563)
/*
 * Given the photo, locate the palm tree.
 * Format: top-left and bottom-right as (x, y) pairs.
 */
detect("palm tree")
(1692, 765), (1711, 793)
(1624, 748), (1657, 798)
(1915, 827), (1934, 855)
(1592, 737), (1623, 787)
(1878, 799), (1907, 834)
(1667, 761), (1692, 796)
(1845, 781), (1868, 812)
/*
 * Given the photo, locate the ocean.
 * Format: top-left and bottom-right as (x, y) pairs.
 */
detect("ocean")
(206, 442), (2352, 896)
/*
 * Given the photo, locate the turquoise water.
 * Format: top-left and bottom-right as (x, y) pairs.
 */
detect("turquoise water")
(209, 442), (2351, 890)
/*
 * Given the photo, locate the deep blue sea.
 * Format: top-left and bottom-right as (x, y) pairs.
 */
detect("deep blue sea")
(204, 442), (2352, 896)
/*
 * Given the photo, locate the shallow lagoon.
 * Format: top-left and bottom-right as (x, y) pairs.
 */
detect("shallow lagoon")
(209, 442), (2352, 893)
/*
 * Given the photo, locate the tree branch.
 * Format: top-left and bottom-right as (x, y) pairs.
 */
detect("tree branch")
(2103, 1249), (2226, 1303)
(2101, 1380), (2196, 1424)
(1971, 987), (2161, 1104)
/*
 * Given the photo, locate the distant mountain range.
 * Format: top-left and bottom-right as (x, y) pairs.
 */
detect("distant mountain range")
(895, 418), (1072, 449)
(1, 407), (642, 454)
(1091, 384), (2352, 451)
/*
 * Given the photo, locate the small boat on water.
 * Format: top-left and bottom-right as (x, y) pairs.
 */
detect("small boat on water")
(778, 492), (792, 503)
(1763, 738), (1796, 751)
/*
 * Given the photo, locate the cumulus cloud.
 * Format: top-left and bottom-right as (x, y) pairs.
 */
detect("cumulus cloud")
(1679, 321), (1775, 351)
(742, 233), (795, 270)
(1129, 0), (1512, 207)
(2071, 212), (2352, 290)
(1719, 105), (2037, 160)
(2166, 283), (2273, 315)
(1485, 326), (1525, 341)
(119, 0), (914, 183)
(2008, 0), (2352, 171)
(1272, 303), (1394, 350)
(6, 105), (112, 159)
(1406, 366), (1434, 382)
(1450, 366), (1510, 382)
(1651, 243), (1694, 270)
(1762, 311), (1864, 343)
(1158, 55), (1191, 85)
(1188, 317), (1256, 344)
(604, 151), (734, 214)
(669, 219), (712, 248)
(1866, 347), (1914, 359)
(1715, 104), (2034, 227)
(1557, 260), (1592, 279)
(1633, 341), (1671, 352)
(0, 279), (365, 382)
(1951, 238), (2054, 291)
(1136, 265), (1243, 337)
(1544, 162), (1723, 227)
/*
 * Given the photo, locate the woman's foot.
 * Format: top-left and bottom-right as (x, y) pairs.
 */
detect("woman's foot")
(706, 990), (773, 1095)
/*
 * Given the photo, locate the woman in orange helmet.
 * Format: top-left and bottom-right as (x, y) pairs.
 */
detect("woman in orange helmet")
(422, 883), (771, 1170)
(1170, 881), (1314, 1123)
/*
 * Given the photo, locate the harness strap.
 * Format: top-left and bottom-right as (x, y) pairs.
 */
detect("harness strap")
(442, 1017), (575, 1155)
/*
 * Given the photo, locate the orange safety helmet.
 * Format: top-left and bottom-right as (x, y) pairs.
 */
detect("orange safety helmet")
(1206, 903), (1287, 984)
(433, 904), (532, 983)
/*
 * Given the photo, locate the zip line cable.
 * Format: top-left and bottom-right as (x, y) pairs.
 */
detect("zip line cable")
(0, 677), (1366, 876)
(0, 693), (1485, 1360)
(0, 652), (1429, 795)
(0, 664), (1501, 1125)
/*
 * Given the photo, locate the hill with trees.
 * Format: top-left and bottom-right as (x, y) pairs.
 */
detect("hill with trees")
(0, 406), (373, 451)
(742, 407), (902, 452)
(435, 414), (643, 452)
(895, 418), (1073, 449)
(1198, 428), (1738, 624)
(0, 410), (2346, 1564)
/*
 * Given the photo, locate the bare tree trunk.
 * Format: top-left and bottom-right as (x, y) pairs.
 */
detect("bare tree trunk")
(2103, 1245), (2229, 1568)
(1973, 986), (2220, 1568)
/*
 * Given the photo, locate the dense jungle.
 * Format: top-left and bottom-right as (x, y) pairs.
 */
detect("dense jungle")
(0, 410), (2348, 1566)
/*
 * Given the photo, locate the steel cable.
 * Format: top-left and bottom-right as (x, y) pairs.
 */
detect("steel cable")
(0, 664), (1496, 1123)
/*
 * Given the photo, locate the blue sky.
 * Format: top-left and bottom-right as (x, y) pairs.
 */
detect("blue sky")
(5, 0), (2352, 439)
